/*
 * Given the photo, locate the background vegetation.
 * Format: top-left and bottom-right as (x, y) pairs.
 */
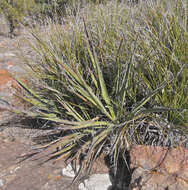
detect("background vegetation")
(1, 0), (188, 189)
(0, 0), (110, 34)
(0, 0), (36, 34)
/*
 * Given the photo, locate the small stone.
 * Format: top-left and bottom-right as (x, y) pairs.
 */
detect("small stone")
(78, 183), (87, 190)
(78, 174), (111, 190)
(10, 166), (20, 174)
(0, 179), (4, 187)
(61, 164), (80, 178)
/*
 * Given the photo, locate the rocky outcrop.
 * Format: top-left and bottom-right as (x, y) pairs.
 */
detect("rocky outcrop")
(0, 68), (28, 125)
(129, 145), (188, 190)
(0, 69), (17, 100)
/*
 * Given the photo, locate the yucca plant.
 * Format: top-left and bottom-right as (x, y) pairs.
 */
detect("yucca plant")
(9, 0), (187, 188)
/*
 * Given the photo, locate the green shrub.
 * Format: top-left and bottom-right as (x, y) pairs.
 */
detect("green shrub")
(134, 0), (188, 126)
(0, 0), (36, 34)
(11, 0), (188, 188)
(34, 0), (110, 20)
(0, 0), (112, 34)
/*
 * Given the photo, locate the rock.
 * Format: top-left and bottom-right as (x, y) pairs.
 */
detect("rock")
(0, 69), (15, 89)
(0, 69), (28, 116)
(0, 69), (17, 103)
(61, 164), (79, 178)
(129, 145), (188, 190)
(0, 69), (16, 120)
(0, 179), (3, 187)
(78, 174), (111, 190)
(90, 153), (109, 174)
(61, 153), (108, 178)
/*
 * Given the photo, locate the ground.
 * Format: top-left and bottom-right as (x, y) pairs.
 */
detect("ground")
(0, 126), (79, 190)
(0, 17), (79, 190)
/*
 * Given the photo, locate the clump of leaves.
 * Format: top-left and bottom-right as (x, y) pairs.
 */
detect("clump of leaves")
(11, 0), (188, 187)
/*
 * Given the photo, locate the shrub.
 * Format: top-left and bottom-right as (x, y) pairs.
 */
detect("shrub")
(0, 0), (112, 35)
(34, 0), (110, 21)
(0, 0), (36, 34)
(134, 0), (188, 127)
(12, 0), (188, 188)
